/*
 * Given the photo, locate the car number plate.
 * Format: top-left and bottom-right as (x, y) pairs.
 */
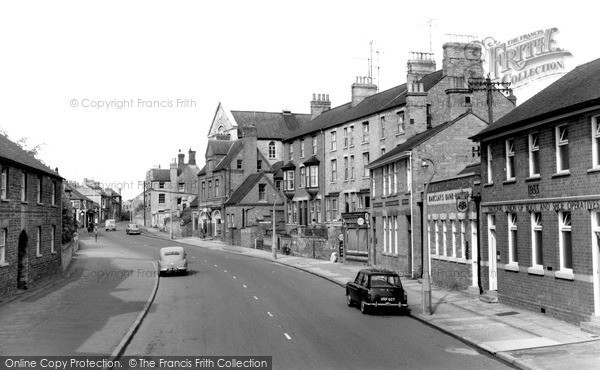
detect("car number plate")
(380, 297), (395, 302)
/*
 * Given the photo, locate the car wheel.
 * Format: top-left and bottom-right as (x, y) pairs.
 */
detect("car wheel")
(360, 300), (368, 315)
(346, 294), (353, 307)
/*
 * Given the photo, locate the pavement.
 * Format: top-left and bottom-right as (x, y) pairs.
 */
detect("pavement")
(2, 226), (600, 369)
(140, 227), (600, 370)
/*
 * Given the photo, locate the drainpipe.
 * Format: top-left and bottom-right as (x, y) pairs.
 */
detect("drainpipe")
(409, 151), (415, 279)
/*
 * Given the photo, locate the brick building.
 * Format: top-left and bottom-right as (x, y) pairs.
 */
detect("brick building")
(470, 57), (600, 325)
(0, 134), (62, 297)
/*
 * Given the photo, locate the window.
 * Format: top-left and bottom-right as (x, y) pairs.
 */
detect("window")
(363, 152), (370, 177)
(442, 220), (447, 256)
(285, 170), (294, 191)
(312, 136), (317, 155)
(37, 176), (42, 203)
(292, 201), (298, 223)
(331, 131), (337, 151)
(258, 184), (266, 201)
(593, 116), (600, 168)
(372, 176), (376, 199)
(390, 163), (396, 194)
(308, 165), (318, 188)
(406, 160), (412, 193)
(531, 213), (543, 268)
(330, 159), (337, 182)
(460, 220), (466, 260)
(300, 140), (305, 157)
(300, 167), (306, 188)
(362, 122), (369, 142)
(288, 144), (293, 160)
(208, 181), (212, 198)
(332, 198), (338, 220)
(397, 112), (405, 134)
(383, 216), (388, 253)
(388, 217), (394, 254)
(343, 128), (349, 148)
(178, 183), (184, 192)
(393, 216), (398, 254)
(529, 133), (540, 177)
(0, 228), (6, 264)
(159, 182), (165, 189)
(36, 226), (41, 256)
(381, 148), (386, 156)
(237, 159), (242, 169)
(51, 181), (56, 206)
(382, 166), (388, 195)
(428, 221), (432, 256)
(275, 180), (281, 191)
(349, 126), (354, 146)
(21, 171), (27, 202)
(257, 160), (262, 171)
(350, 155), (355, 179)
(380, 116), (386, 138)
(506, 138), (515, 180)
(434, 221), (440, 255)
(487, 145), (493, 184)
(201, 182), (205, 198)
(1, 166), (7, 200)
(159, 194), (166, 204)
(556, 125), (569, 172)
(269, 141), (276, 159)
(215, 179), (219, 197)
(451, 220), (457, 258)
(508, 213), (518, 265)
(287, 203), (293, 223)
(50, 225), (55, 253)
(325, 198), (331, 221)
(592, 212), (600, 277)
(343, 157), (349, 180)
(559, 211), (572, 272)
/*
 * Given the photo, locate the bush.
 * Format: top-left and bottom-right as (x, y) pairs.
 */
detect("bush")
(62, 192), (77, 244)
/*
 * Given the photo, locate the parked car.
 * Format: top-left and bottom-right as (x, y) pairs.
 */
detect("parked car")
(105, 219), (116, 231)
(158, 247), (188, 276)
(346, 269), (408, 315)
(126, 224), (141, 235)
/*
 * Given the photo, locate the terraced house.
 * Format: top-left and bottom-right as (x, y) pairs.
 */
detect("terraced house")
(0, 134), (62, 297)
(470, 57), (600, 327)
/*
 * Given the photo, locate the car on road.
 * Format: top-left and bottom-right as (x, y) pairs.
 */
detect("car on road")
(126, 224), (141, 235)
(158, 246), (188, 276)
(105, 219), (116, 231)
(346, 269), (408, 315)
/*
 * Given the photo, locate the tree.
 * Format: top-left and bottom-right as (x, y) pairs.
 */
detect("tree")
(62, 191), (77, 244)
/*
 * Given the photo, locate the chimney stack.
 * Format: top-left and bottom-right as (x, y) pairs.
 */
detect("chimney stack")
(310, 93), (331, 118)
(351, 76), (377, 107)
(188, 148), (196, 165)
(177, 150), (185, 167)
(406, 52), (436, 83)
(442, 42), (484, 79)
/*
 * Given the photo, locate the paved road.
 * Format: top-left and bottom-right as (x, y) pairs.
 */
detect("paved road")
(105, 227), (512, 370)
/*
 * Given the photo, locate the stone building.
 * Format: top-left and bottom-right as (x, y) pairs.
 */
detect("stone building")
(0, 134), (62, 297)
(470, 57), (600, 326)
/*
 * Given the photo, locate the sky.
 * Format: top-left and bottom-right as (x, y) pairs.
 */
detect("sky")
(1, 0), (598, 201)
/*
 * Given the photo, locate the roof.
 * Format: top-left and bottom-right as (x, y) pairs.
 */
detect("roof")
(471, 57), (600, 141)
(286, 70), (444, 141)
(213, 140), (243, 171)
(358, 268), (400, 276)
(224, 173), (263, 205)
(457, 162), (481, 176)
(206, 140), (234, 157)
(177, 163), (200, 177)
(69, 189), (93, 202)
(198, 165), (206, 176)
(231, 111), (312, 140)
(0, 134), (62, 178)
(368, 111), (483, 169)
(149, 169), (170, 182)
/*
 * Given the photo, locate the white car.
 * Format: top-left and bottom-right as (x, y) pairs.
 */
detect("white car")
(158, 247), (188, 276)
(105, 219), (116, 231)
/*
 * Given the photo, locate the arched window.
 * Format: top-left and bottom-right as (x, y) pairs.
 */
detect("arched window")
(217, 125), (224, 134)
(269, 141), (276, 159)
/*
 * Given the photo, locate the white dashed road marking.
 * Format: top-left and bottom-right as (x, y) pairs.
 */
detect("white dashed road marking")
(254, 296), (258, 300)
(224, 270), (227, 273)
(284, 333), (291, 340)
(214, 265), (218, 267)
(243, 285), (247, 288)
(267, 312), (273, 317)
(233, 276), (237, 279)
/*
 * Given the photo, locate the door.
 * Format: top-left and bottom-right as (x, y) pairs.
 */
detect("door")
(488, 214), (497, 291)
(592, 212), (600, 316)
(17, 231), (28, 290)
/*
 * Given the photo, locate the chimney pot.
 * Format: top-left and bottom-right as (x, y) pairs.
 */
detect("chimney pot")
(312, 93), (316, 100)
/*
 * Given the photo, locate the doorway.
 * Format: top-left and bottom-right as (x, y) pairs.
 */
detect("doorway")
(487, 214), (497, 291)
(17, 230), (28, 290)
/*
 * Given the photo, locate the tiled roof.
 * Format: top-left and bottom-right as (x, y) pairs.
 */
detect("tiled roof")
(224, 173), (263, 205)
(207, 140), (235, 157)
(368, 110), (476, 169)
(189, 197), (198, 208)
(198, 165), (206, 176)
(177, 163), (200, 176)
(457, 162), (481, 176)
(0, 134), (62, 178)
(214, 140), (243, 171)
(471, 57), (600, 140)
(69, 189), (93, 202)
(285, 70), (444, 141)
(231, 111), (312, 140)
(149, 169), (170, 182)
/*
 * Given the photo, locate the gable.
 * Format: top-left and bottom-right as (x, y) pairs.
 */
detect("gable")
(208, 103), (239, 140)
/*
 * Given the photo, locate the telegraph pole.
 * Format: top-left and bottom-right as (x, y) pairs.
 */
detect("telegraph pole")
(468, 74), (513, 124)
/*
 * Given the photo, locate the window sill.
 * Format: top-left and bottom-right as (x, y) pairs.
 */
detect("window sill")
(527, 267), (545, 276)
(504, 264), (520, 272)
(525, 176), (541, 182)
(36, 253), (43, 258)
(503, 179), (516, 185)
(396, 132), (405, 137)
(483, 183), (494, 188)
(552, 171), (571, 178)
(51, 251), (57, 255)
(0, 198), (9, 203)
(21, 201), (28, 204)
(382, 252), (398, 258)
(587, 167), (600, 174)
(0, 262), (9, 268)
(555, 270), (574, 281)
(362, 141), (369, 145)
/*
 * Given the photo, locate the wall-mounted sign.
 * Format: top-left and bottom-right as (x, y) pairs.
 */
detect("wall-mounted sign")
(427, 188), (472, 206)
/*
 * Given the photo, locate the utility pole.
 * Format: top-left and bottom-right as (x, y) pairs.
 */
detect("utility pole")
(468, 74), (513, 124)
(421, 157), (436, 315)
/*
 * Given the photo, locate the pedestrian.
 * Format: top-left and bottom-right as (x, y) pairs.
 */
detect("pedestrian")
(94, 224), (98, 242)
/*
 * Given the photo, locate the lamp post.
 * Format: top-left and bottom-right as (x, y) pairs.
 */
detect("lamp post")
(272, 193), (278, 260)
(421, 157), (436, 315)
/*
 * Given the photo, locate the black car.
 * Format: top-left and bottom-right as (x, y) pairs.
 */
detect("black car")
(346, 269), (408, 315)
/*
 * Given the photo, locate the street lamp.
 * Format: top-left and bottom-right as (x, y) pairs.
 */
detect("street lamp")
(272, 193), (278, 259)
(421, 157), (436, 315)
